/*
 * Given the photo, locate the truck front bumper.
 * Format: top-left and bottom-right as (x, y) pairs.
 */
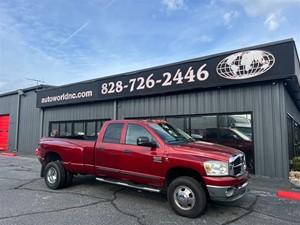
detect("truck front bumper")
(206, 180), (248, 201)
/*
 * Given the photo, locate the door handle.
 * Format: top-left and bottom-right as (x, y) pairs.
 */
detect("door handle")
(123, 149), (132, 154)
(97, 147), (105, 151)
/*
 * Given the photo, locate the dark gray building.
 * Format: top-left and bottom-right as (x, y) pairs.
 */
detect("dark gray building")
(1, 39), (299, 180)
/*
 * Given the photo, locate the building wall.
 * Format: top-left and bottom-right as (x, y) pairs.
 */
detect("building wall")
(285, 86), (300, 123)
(18, 91), (42, 152)
(0, 90), (42, 152)
(118, 82), (289, 179)
(0, 94), (18, 151)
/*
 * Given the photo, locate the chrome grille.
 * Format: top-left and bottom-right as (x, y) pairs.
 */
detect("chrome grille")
(229, 153), (246, 177)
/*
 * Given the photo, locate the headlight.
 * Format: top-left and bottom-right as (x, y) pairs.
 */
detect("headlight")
(204, 161), (229, 176)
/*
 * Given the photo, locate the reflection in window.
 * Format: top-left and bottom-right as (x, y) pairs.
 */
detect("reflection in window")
(219, 115), (252, 138)
(190, 116), (217, 140)
(74, 122), (84, 136)
(50, 123), (59, 137)
(59, 123), (72, 137)
(166, 117), (190, 134)
(86, 122), (96, 136)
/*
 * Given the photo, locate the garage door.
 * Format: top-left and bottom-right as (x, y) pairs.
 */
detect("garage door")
(0, 115), (10, 151)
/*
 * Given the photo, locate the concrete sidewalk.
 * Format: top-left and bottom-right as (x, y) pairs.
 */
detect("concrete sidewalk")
(248, 174), (300, 194)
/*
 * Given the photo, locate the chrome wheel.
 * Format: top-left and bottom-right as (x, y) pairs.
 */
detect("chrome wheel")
(173, 185), (196, 210)
(47, 167), (57, 184)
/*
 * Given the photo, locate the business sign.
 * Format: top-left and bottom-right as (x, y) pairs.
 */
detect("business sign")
(36, 40), (297, 108)
(216, 50), (275, 80)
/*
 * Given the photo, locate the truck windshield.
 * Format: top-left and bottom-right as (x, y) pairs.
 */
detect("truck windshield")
(149, 123), (194, 144)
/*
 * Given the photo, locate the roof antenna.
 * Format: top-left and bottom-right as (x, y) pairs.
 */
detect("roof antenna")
(26, 77), (45, 85)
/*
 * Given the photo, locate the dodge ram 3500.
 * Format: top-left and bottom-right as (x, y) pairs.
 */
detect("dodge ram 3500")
(36, 120), (248, 218)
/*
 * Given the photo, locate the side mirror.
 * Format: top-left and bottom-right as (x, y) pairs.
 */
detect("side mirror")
(137, 136), (157, 148)
(233, 134), (239, 140)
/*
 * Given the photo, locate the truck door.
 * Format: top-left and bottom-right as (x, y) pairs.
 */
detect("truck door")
(120, 123), (164, 187)
(94, 123), (124, 178)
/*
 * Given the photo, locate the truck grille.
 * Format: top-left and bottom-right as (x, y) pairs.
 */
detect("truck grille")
(229, 153), (246, 177)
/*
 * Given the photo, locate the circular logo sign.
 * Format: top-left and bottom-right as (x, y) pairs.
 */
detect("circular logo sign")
(216, 50), (275, 80)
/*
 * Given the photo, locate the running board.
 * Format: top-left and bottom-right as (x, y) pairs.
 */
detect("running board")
(96, 177), (161, 193)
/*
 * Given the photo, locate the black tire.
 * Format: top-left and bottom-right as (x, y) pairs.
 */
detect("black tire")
(44, 161), (66, 190)
(167, 176), (206, 218)
(64, 171), (74, 188)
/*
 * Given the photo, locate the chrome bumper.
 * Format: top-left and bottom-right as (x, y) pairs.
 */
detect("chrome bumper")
(207, 181), (248, 202)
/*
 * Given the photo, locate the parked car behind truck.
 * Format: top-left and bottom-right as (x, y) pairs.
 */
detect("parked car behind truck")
(200, 128), (254, 171)
(36, 120), (248, 218)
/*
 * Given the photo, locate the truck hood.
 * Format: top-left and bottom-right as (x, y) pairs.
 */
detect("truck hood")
(171, 141), (242, 162)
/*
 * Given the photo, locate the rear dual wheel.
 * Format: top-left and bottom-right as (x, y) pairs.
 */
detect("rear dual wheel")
(44, 161), (73, 190)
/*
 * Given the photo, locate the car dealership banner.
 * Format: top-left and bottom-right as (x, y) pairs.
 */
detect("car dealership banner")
(36, 40), (299, 108)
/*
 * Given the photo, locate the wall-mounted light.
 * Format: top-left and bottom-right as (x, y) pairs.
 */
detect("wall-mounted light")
(17, 89), (24, 95)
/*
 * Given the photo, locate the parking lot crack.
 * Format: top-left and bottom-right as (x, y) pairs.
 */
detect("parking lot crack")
(0, 200), (105, 221)
(111, 188), (146, 225)
(222, 195), (258, 225)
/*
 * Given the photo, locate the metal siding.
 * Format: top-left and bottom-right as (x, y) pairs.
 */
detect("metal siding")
(42, 102), (115, 136)
(0, 94), (18, 151)
(285, 87), (300, 123)
(18, 91), (42, 153)
(278, 85), (289, 179)
(118, 83), (289, 179)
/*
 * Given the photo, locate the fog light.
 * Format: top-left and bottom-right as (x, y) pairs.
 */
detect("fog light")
(226, 187), (234, 197)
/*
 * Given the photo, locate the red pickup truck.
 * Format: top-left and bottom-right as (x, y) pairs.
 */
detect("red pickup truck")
(36, 120), (248, 218)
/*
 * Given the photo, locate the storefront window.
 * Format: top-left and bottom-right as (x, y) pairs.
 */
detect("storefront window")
(166, 117), (189, 133)
(73, 122), (84, 136)
(219, 114), (252, 138)
(49, 119), (109, 140)
(86, 122), (96, 137)
(190, 115), (217, 140)
(50, 123), (59, 137)
(59, 123), (72, 137)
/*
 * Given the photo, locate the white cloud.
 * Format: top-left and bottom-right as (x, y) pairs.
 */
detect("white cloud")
(198, 34), (213, 43)
(162, 0), (185, 11)
(223, 10), (240, 26)
(0, 82), (7, 89)
(228, 0), (300, 16)
(264, 13), (286, 31)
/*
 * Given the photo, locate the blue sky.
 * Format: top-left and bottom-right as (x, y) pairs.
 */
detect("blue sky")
(0, 0), (300, 94)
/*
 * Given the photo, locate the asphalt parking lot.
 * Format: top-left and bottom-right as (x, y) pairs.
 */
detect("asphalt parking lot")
(1, 155), (300, 225)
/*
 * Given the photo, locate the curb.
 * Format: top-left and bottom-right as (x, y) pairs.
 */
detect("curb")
(278, 190), (300, 201)
(1, 152), (17, 157)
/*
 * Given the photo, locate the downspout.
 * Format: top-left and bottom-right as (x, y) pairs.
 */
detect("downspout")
(14, 89), (24, 151)
(39, 108), (44, 138)
(113, 100), (118, 120)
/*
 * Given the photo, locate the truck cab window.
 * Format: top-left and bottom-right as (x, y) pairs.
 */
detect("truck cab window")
(103, 123), (124, 143)
(125, 124), (154, 145)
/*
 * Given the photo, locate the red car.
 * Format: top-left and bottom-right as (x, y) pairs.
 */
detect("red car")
(200, 128), (254, 171)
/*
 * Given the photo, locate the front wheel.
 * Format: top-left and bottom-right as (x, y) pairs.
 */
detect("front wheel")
(167, 176), (207, 218)
(44, 161), (66, 190)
